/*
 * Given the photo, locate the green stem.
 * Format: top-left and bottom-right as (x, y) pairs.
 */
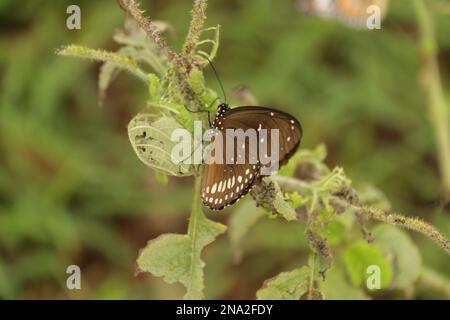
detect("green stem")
(117, 0), (205, 112)
(117, 0), (179, 64)
(56, 45), (149, 83)
(271, 175), (313, 193)
(307, 253), (317, 300)
(413, 0), (450, 201)
(186, 171), (203, 299)
(188, 171), (203, 238)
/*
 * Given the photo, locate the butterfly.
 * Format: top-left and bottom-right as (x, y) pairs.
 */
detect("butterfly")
(201, 103), (302, 210)
(299, 0), (389, 28)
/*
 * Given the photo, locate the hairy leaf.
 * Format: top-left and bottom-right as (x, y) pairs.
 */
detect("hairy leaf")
(256, 266), (310, 300)
(128, 113), (194, 176)
(272, 181), (297, 221)
(320, 267), (370, 300)
(373, 224), (422, 288)
(137, 176), (226, 299)
(56, 45), (148, 83)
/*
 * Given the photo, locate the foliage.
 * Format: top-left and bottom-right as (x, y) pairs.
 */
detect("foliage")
(1, 0), (449, 299)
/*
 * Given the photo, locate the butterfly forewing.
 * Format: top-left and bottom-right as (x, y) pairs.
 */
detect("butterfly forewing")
(201, 105), (302, 210)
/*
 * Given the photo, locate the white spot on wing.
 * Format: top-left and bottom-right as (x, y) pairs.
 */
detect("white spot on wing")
(221, 181), (227, 192)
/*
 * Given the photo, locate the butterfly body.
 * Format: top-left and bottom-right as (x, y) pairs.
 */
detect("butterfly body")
(201, 104), (302, 210)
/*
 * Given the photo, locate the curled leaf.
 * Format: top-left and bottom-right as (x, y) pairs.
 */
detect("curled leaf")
(251, 178), (298, 221)
(128, 113), (195, 176)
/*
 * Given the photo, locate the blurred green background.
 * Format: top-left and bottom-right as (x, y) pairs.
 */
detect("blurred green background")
(0, 0), (449, 299)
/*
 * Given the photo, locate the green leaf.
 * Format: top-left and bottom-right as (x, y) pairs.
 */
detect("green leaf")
(320, 267), (370, 300)
(128, 113), (195, 177)
(358, 184), (391, 210)
(325, 219), (347, 246)
(277, 150), (301, 177)
(98, 47), (159, 103)
(98, 59), (118, 102)
(187, 68), (219, 112)
(56, 45), (148, 83)
(154, 171), (169, 185)
(229, 200), (265, 261)
(272, 181), (297, 221)
(373, 224), (422, 289)
(256, 266), (310, 300)
(149, 73), (161, 100)
(343, 241), (393, 289)
(137, 176), (226, 299)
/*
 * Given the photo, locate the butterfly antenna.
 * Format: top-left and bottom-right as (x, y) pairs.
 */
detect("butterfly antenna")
(204, 56), (227, 104)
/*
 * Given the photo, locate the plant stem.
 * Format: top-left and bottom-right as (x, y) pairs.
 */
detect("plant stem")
(56, 45), (149, 83)
(182, 0), (208, 59)
(186, 170), (203, 299)
(188, 171), (203, 238)
(117, 0), (179, 64)
(271, 175), (313, 193)
(307, 253), (316, 300)
(272, 175), (450, 256)
(350, 204), (450, 256)
(117, 0), (204, 111)
(413, 0), (450, 201)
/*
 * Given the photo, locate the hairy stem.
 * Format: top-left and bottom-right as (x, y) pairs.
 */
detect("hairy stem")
(188, 171), (203, 237)
(272, 175), (450, 256)
(182, 0), (208, 59)
(413, 0), (450, 201)
(350, 204), (450, 256)
(307, 253), (316, 300)
(117, 0), (179, 64)
(56, 45), (148, 83)
(117, 0), (204, 112)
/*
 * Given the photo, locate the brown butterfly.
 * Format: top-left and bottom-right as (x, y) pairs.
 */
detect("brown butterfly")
(201, 103), (302, 210)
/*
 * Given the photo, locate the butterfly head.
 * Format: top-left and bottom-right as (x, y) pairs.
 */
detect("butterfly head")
(217, 103), (230, 116)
